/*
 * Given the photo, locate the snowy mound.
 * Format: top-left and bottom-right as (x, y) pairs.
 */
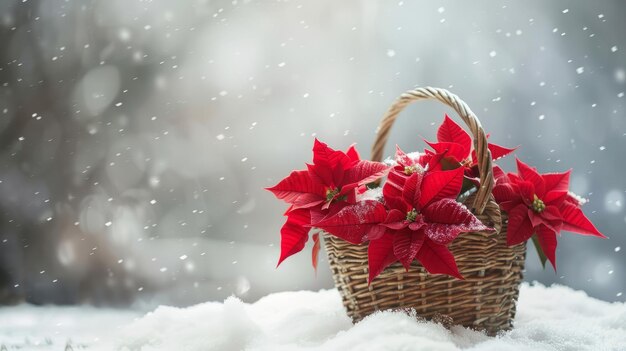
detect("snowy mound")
(106, 283), (626, 351)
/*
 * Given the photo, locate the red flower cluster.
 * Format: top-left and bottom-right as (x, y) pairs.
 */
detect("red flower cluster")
(425, 115), (517, 174)
(266, 140), (389, 268)
(493, 160), (606, 269)
(267, 115), (605, 281)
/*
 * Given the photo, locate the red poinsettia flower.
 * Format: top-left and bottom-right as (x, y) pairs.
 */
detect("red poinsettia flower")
(493, 158), (606, 269)
(384, 146), (446, 203)
(425, 115), (516, 173)
(315, 166), (492, 282)
(266, 139), (389, 267)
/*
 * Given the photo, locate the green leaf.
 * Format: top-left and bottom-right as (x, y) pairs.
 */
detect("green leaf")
(456, 178), (477, 203)
(460, 177), (476, 194)
(366, 182), (380, 189)
(531, 234), (548, 268)
(440, 156), (462, 171)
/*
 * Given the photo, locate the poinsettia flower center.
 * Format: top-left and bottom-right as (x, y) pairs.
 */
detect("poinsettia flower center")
(404, 166), (417, 175)
(405, 208), (419, 222)
(461, 158), (473, 168)
(531, 194), (546, 213)
(326, 187), (340, 201)
(325, 187), (347, 203)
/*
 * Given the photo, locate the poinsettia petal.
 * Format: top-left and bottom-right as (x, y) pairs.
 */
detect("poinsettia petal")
(493, 182), (521, 205)
(382, 209), (409, 230)
(367, 232), (397, 283)
(393, 229), (426, 271)
(424, 224), (463, 245)
(423, 149), (435, 156)
(311, 139), (351, 185)
(506, 205), (535, 246)
(312, 138), (351, 169)
(277, 209), (311, 266)
(402, 172), (423, 210)
(337, 182), (358, 197)
(383, 170), (412, 212)
(306, 163), (334, 188)
(382, 222), (408, 230)
(290, 195), (325, 210)
(437, 114), (472, 151)
(528, 207), (562, 233)
(425, 141), (469, 163)
(386, 208), (406, 223)
(342, 160), (390, 187)
(266, 170), (326, 204)
(321, 201), (331, 210)
(527, 209), (542, 229)
(559, 201), (606, 238)
(543, 170), (571, 193)
(418, 167), (464, 209)
(332, 165), (345, 187)
(365, 225), (387, 241)
(541, 205), (562, 221)
(516, 158), (546, 197)
(346, 144), (360, 162)
(422, 150), (447, 172)
(544, 190), (568, 207)
(313, 200), (387, 244)
(422, 198), (492, 244)
(395, 145), (414, 167)
(517, 180), (535, 206)
(493, 165), (508, 183)
(421, 199), (479, 226)
(536, 225), (558, 270)
(357, 184), (368, 194)
(542, 206), (563, 232)
(310, 203), (348, 226)
(408, 221), (426, 231)
(345, 187), (357, 204)
(416, 239), (463, 279)
(386, 167), (408, 191)
(487, 142), (518, 161)
(499, 200), (521, 213)
(312, 232), (321, 272)
(508, 172), (522, 183)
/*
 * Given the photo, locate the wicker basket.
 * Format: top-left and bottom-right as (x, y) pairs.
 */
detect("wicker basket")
(323, 87), (527, 336)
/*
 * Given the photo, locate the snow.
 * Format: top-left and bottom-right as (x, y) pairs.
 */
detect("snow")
(0, 305), (140, 349)
(406, 151), (424, 162)
(382, 151), (424, 168)
(356, 187), (383, 202)
(2, 283), (624, 350)
(383, 156), (397, 166)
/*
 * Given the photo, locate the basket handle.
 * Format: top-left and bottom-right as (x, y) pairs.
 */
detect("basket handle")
(371, 87), (494, 215)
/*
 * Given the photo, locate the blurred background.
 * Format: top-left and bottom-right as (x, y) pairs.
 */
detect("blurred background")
(0, 0), (624, 309)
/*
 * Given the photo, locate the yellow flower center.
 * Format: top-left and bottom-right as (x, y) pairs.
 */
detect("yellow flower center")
(532, 194), (546, 213)
(406, 208), (418, 222)
(326, 188), (340, 201)
(404, 166), (417, 175)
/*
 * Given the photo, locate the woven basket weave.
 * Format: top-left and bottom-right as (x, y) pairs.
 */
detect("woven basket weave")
(323, 87), (527, 336)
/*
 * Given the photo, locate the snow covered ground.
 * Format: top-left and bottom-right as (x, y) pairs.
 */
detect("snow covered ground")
(1, 283), (625, 350)
(0, 304), (141, 349)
